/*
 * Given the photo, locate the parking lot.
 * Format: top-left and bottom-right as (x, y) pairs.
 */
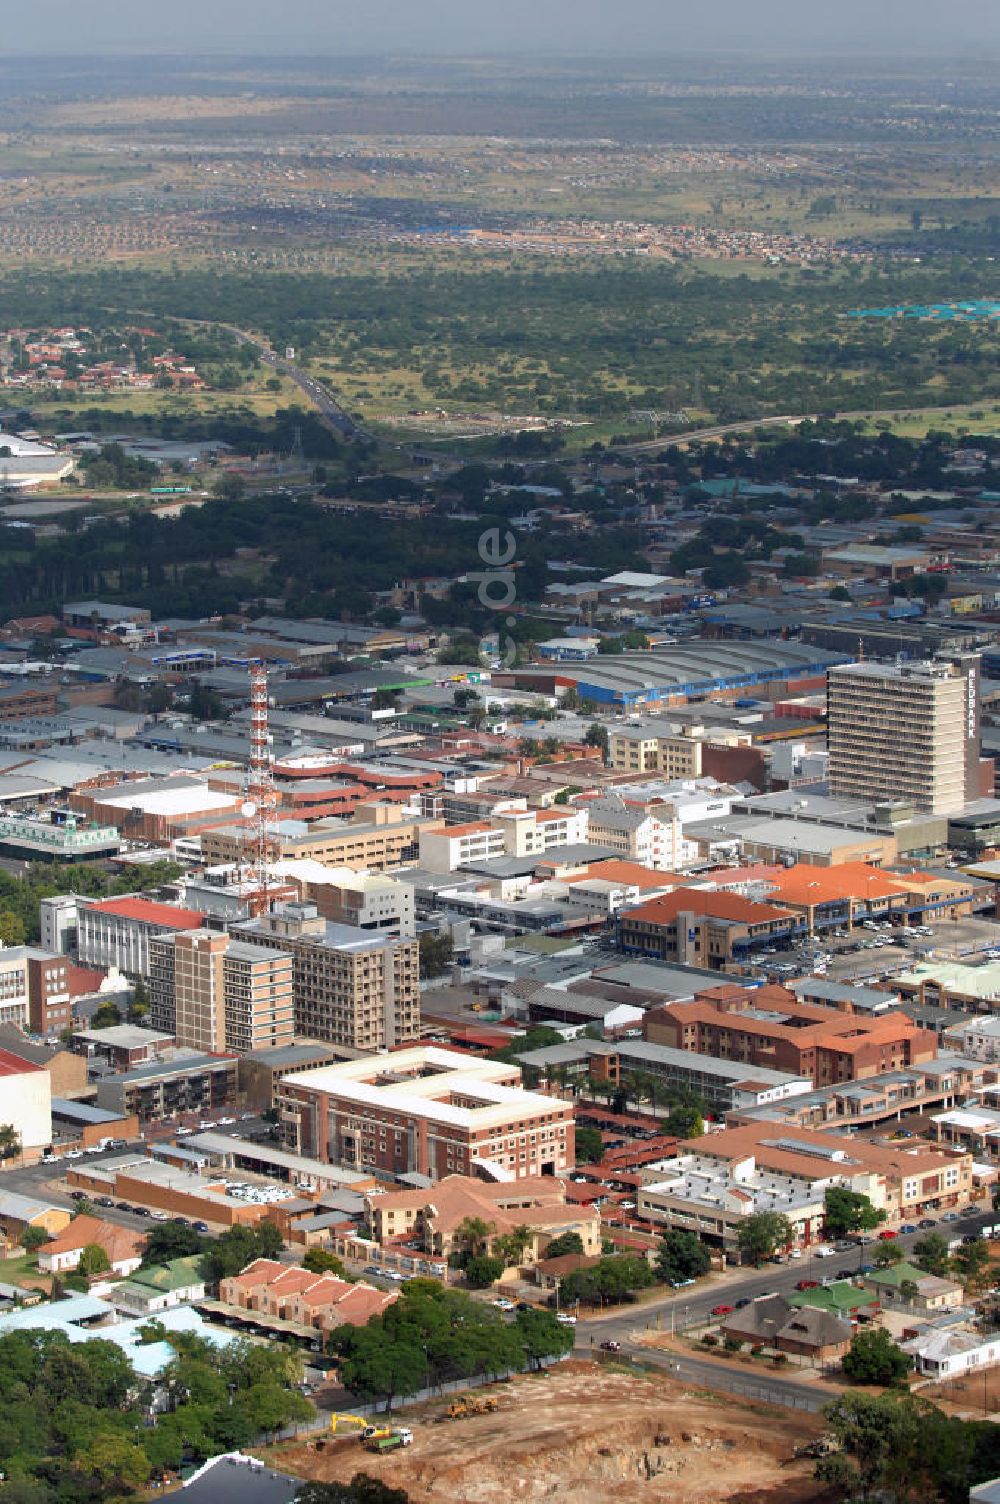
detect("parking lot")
(748, 912), (1000, 988)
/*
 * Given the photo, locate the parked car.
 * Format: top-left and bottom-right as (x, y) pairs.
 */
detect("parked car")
(900, 1223), (917, 1234)
(837, 1269), (854, 1280)
(193, 1220), (210, 1232)
(133, 1206), (150, 1218)
(813, 1245), (836, 1258)
(670, 1278), (695, 1289)
(556, 1313), (577, 1325)
(942, 1212), (961, 1223)
(711, 1304), (734, 1316)
(96, 1196), (114, 1208)
(115, 1201), (131, 1212)
(599, 1340), (621, 1352)
(918, 1218), (937, 1230)
(795, 1280), (819, 1291)
(858, 1263), (875, 1274)
(878, 1230), (898, 1241)
(734, 1297), (751, 1309)
(492, 1298), (516, 1311)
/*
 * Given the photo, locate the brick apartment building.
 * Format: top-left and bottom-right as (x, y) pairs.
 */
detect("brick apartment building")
(277, 1046), (575, 1180)
(218, 1258), (397, 1336)
(645, 985), (937, 1088)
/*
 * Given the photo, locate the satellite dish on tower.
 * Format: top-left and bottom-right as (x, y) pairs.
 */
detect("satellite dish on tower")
(241, 800), (257, 819)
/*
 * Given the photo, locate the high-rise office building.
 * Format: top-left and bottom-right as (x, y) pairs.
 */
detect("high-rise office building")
(148, 930), (294, 1055)
(235, 903), (421, 1051)
(827, 656), (982, 814)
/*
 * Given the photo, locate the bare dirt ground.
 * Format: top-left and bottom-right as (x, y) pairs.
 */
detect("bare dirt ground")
(919, 1365), (1000, 1419)
(268, 1362), (834, 1504)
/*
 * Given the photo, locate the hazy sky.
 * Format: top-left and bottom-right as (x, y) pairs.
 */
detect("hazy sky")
(14, 0), (1000, 56)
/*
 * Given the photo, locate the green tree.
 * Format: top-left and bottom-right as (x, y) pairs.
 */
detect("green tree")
(0, 1123), (21, 1162)
(464, 1254), (505, 1289)
(661, 1101), (705, 1140)
(543, 1231), (585, 1260)
(736, 1212), (793, 1266)
(418, 931), (454, 979)
(514, 1308), (575, 1369)
(128, 975), (150, 1022)
(574, 1125), (604, 1164)
(953, 1237), (991, 1287)
(295, 1475), (412, 1504)
(90, 1001), (122, 1030)
(560, 1255), (654, 1308)
(74, 1432), (150, 1492)
(913, 1232), (951, 1278)
(77, 1243), (111, 1278)
(842, 1327), (912, 1386)
(303, 1248), (349, 1277)
(872, 1240), (905, 1268)
(212, 473), (247, 502)
(493, 1225), (533, 1269)
(21, 1225), (48, 1253)
(583, 723), (609, 760)
(824, 1187), (884, 1239)
(454, 1216), (495, 1259)
(654, 1229), (711, 1285)
(899, 1278), (920, 1304)
(141, 1220), (207, 1266)
(0, 911), (26, 947)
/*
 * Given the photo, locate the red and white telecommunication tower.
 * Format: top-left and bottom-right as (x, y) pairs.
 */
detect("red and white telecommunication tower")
(242, 661), (279, 917)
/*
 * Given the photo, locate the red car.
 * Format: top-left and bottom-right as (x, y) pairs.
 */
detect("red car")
(795, 1279), (820, 1290)
(711, 1304), (734, 1316)
(878, 1230), (898, 1240)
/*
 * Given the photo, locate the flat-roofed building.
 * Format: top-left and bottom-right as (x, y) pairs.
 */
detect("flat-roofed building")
(827, 657), (983, 814)
(148, 930), (294, 1056)
(236, 903), (419, 1052)
(277, 1046), (575, 1181)
(639, 1120), (972, 1244)
(94, 1051), (238, 1124)
(0, 1046), (51, 1151)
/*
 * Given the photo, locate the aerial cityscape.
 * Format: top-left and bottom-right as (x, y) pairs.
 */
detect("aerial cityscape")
(1, 7), (1000, 1504)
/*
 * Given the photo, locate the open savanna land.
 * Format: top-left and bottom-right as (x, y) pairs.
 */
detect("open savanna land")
(0, 55), (995, 450)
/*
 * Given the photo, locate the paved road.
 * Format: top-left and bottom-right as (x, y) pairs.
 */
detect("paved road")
(569, 1205), (997, 1411)
(611, 402), (980, 457)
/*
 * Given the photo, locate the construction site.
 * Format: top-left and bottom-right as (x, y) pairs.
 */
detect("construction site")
(269, 1362), (833, 1504)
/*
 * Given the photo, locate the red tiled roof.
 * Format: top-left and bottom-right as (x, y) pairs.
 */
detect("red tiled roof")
(88, 897), (206, 928)
(0, 1047), (43, 1076)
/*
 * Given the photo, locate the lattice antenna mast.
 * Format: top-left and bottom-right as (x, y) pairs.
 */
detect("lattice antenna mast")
(242, 661), (279, 918)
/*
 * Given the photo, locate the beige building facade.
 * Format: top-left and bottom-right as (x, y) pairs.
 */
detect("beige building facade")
(827, 657), (981, 814)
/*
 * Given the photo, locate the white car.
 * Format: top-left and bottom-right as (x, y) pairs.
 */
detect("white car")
(556, 1313), (577, 1325)
(64, 1149), (83, 1160)
(492, 1297), (516, 1311)
(217, 1117), (236, 1126)
(813, 1245), (837, 1258)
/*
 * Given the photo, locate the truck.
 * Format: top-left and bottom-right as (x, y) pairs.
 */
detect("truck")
(362, 1429), (413, 1454)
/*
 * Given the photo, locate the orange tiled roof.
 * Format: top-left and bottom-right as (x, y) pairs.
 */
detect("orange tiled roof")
(763, 862), (914, 908)
(623, 889), (794, 926)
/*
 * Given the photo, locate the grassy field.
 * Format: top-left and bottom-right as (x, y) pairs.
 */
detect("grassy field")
(21, 373), (303, 427)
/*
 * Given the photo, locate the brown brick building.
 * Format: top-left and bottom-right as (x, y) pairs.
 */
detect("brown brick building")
(645, 985), (937, 1089)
